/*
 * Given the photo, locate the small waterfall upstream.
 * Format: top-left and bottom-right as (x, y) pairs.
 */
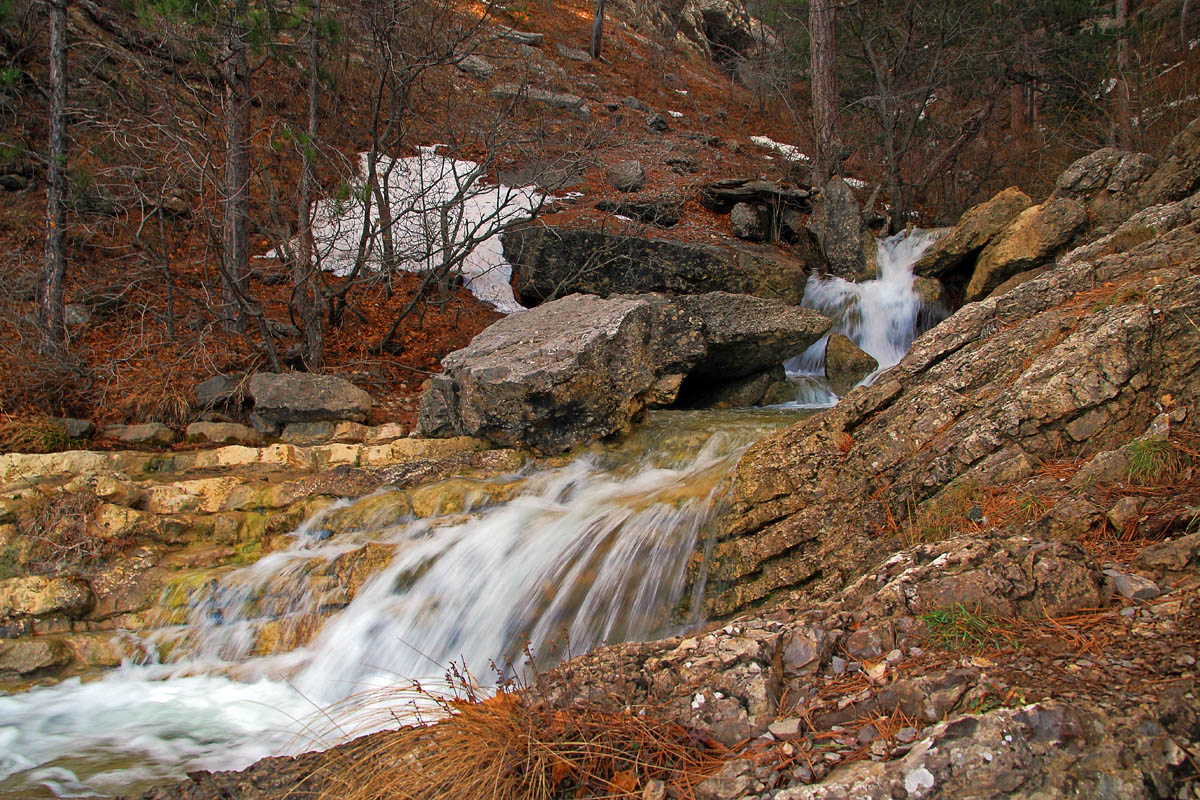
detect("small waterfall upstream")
(0, 233), (939, 799)
(784, 229), (942, 408)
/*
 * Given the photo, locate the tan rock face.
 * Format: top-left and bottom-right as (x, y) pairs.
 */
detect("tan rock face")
(0, 636), (72, 677)
(0, 575), (94, 620)
(965, 197), (1088, 302)
(823, 334), (877, 396)
(914, 187), (1032, 279)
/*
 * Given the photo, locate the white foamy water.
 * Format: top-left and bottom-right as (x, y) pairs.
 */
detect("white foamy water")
(0, 411), (796, 799)
(781, 229), (942, 407)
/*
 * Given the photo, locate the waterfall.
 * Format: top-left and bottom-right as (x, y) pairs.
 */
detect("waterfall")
(0, 236), (947, 799)
(0, 410), (797, 799)
(783, 229), (942, 408)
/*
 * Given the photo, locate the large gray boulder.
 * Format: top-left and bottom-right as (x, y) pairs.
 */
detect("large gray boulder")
(247, 373), (373, 428)
(417, 294), (705, 454)
(679, 292), (831, 378)
(418, 292), (832, 453)
(502, 226), (816, 305)
(807, 177), (872, 281)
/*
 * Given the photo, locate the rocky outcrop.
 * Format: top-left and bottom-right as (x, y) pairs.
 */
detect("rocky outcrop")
(615, 0), (774, 66)
(0, 432), (512, 684)
(964, 197), (1088, 302)
(807, 177), (873, 282)
(913, 187), (1031, 279)
(417, 292), (831, 452)
(1140, 114), (1200, 206)
(1051, 147), (1157, 235)
(707, 191), (1200, 619)
(247, 373), (373, 431)
(502, 225), (816, 305)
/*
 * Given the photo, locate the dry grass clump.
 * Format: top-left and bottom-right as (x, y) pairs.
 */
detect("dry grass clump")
(316, 680), (722, 800)
(12, 487), (119, 576)
(0, 417), (73, 453)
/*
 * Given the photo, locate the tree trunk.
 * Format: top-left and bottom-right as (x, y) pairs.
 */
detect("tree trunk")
(883, 118), (905, 235)
(294, 0), (324, 370)
(809, 0), (839, 187)
(220, 22), (251, 329)
(38, 0), (69, 353)
(590, 0), (605, 60)
(1114, 0), (1134, 149)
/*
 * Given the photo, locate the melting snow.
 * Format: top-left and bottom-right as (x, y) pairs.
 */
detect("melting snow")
(750, 135), (811, 164)
(272, 147), (542, 313)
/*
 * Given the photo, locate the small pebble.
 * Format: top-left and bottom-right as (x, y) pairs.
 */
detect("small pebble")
(895, 727), (919, 743)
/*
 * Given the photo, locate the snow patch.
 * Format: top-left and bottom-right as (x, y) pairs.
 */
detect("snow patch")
(667, 110), (684, 118)
(749, 135), (810, 164)
(272, 147), (542, 314)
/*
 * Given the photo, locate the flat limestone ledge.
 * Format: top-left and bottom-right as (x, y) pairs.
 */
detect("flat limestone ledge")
(0, 436), (491, 492)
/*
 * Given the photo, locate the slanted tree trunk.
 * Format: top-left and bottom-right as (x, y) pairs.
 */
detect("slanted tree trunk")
(590, 0), (605, 60)
(809, 0), (839, 187)
(38, 0), (69, 352)
(293, 0), (324, 370)
(220, 21), (251, 328)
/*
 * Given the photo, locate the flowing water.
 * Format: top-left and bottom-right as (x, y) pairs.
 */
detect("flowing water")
(783, 229), (942, 408)
(0, 410), (802, 799)
(0, 232), (938, 798)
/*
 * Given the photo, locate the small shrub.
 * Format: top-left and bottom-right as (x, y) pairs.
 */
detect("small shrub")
(16, 488), (122, 575)
(0, 418), (72, 454)
(1125, 437), (1184, 485)
(920, 604), (1012, 652)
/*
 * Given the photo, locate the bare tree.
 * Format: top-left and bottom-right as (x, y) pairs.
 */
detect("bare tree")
(219, 15), (251, 328)
(1113, 0), (1135, 148)
(38, 0), (69, 352)
(809, 0), (838, 186)
(292, 0), (325, 369)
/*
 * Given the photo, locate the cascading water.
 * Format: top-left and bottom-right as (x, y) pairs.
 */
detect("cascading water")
(0, 410), (799, 799)
(783, 229), (943, 408)
(0, 234), (944, 799)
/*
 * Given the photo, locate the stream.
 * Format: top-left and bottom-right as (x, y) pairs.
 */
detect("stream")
(0, 232), (937, 799)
